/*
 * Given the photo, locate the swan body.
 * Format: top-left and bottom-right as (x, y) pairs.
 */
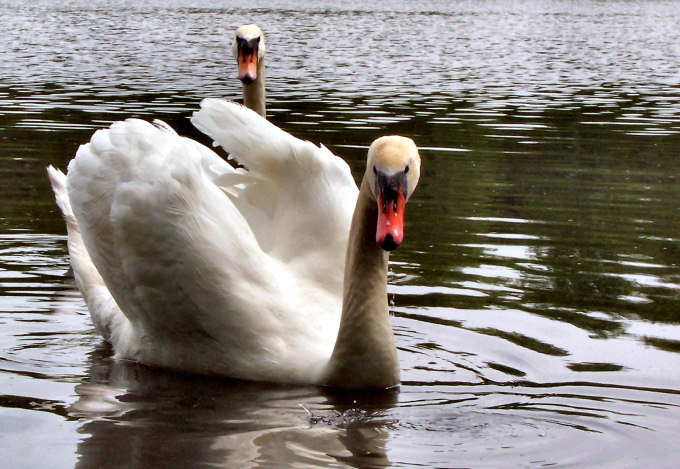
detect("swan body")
(47, 27), (422, 389)
(49, 100), (419, 388)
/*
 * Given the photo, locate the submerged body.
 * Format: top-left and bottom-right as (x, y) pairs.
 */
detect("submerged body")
(48, 99), (420, 388)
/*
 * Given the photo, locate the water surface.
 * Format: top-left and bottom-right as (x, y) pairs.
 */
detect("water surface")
(2, 1), (680, 467)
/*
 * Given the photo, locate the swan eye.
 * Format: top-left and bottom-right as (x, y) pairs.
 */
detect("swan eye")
(373, 166), (377, 175)
(404, 165), (409, 174)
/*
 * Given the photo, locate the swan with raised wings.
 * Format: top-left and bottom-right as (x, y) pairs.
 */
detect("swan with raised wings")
(48, 100), (420, 389)
(47, 40), (421, 391)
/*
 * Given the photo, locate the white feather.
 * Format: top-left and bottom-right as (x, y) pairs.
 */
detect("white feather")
(53, 100), (359, 384)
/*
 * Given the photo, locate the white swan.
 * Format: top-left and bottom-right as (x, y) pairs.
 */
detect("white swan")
(48, 101), (420, 389)
(233, 24), (266, 117)
(47, 31), (421, 389)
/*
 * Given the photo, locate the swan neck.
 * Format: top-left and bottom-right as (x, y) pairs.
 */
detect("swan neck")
(323, 178), (400, 389)
(242, 59), (266, 117)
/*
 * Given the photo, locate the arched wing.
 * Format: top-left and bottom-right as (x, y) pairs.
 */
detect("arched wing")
(191, 99), (359, 288)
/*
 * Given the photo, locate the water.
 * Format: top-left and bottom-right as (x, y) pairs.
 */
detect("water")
(2, 0), (680, 467)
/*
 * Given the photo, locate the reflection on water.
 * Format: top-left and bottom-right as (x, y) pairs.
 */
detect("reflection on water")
(59, 346), (680, 468)
(2, 0), (680, 467)
(70, 351), (398, 468)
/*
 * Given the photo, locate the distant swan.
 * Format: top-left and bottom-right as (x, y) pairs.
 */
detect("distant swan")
(233, 24), (266, 117)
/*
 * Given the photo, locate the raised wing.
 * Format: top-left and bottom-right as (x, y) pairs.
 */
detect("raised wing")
(191, 99), (359, 285)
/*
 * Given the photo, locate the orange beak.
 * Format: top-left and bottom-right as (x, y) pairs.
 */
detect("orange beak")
(376, 187), (406, 251)
(238, 50), (258, 84)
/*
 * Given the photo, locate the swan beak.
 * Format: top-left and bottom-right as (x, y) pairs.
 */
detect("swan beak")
(238, 50), (258, 84)
(376, 183), (406, 252)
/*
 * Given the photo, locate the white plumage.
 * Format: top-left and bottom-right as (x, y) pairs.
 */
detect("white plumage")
(48, 26), (421, 389)
(50, 99), (362, 384)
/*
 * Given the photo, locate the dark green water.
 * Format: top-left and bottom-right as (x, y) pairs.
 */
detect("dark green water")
(1, 1), (680, 467)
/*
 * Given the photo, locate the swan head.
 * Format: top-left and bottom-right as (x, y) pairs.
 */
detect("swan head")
(232, 24), (265, 85)
(366, 136), (421, 251)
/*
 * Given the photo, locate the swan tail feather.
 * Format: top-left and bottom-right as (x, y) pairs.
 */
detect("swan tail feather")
(47, 165), (77, 228)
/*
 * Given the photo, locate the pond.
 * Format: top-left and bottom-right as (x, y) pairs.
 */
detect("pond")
(1, 1), (680, 467)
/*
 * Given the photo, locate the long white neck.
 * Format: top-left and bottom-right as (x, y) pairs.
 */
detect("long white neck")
(322, 177), (400, 389)
(242, 59), (266, 117)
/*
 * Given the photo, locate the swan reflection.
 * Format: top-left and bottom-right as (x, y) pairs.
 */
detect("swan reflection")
(70, 347), (397, 468)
